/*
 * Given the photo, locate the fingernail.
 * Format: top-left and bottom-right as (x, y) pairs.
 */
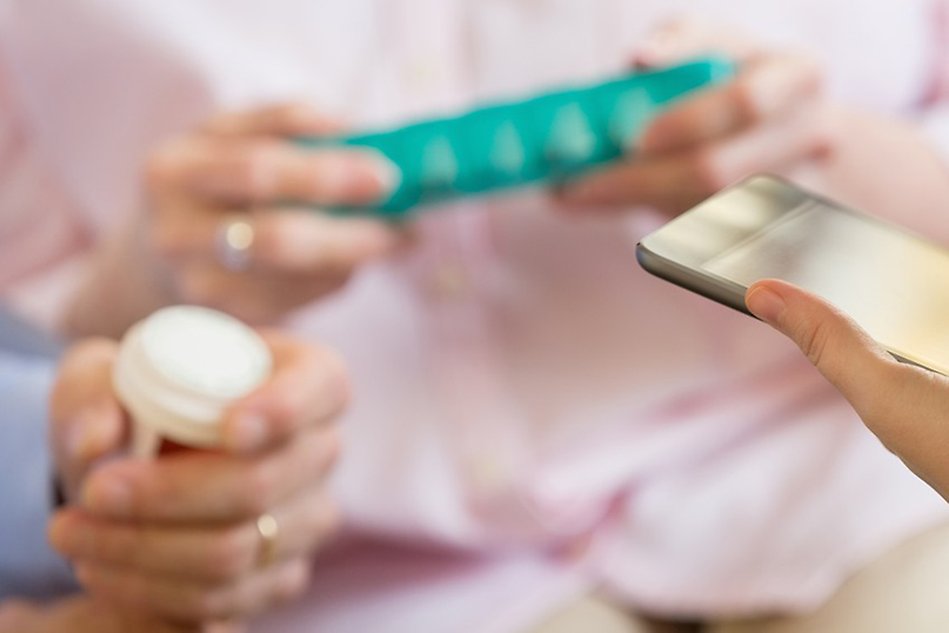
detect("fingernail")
(338, 154), (400, 203)
(225, 414), (268, 453)
(369, 154), (401, 193)
(82, 475), (131, 517)
(746, 286), (786, 324)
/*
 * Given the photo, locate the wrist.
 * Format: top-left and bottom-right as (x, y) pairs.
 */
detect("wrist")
(61, 216), (177, 339)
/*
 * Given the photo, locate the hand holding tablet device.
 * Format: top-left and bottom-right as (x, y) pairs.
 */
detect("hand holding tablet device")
(637, 175), (949, 375)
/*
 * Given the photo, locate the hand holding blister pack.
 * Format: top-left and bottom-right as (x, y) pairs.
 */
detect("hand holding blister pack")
(113, 306), (273, 457)
(298, 57), (735, 217)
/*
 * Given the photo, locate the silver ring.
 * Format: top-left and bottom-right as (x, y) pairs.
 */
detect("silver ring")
(215, 218), (256, 271)
(255, 513), (279, 568)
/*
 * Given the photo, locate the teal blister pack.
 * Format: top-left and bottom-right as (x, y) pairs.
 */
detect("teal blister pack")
(297, 57), (735, 218)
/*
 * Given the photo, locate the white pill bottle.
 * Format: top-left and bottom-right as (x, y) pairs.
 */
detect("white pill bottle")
(113, 306), (272, 457)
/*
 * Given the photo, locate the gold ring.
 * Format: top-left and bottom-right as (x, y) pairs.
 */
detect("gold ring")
(215, 218), (256, 271)
(255, 513), (279, 568)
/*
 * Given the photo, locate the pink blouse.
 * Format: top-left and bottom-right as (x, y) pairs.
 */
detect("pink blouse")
(2, 2), (948, 631)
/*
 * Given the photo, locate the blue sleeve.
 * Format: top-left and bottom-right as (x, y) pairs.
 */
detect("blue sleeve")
(0, 350), (76, 600)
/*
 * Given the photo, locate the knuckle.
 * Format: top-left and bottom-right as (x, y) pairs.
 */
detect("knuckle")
(204, 528), (256, 581)
(239, 463), (278, 516)
(228, 145), (276, 199)
(87, 525), (127, 563)
(321, 348), (352, 411)
(248, 215), (293, 264)
(798, 319), (832, 368)
(177, 270), (220, 307)
(688, 148), (732, 195)
(267, 394), (302, 434)
(789, 51), (824, 93)
(147, 220), (188, 261)
(806, 104), (839, 151)
(731, 80), (763, 126)
(273, 103), (319, 127)
(185, 588), (231, 621)
(145, 139), (189, 192)
(231, 153), (265, 188)
(271, 561), (311, 607)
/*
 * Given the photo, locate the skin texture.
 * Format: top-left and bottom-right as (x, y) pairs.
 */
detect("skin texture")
(747, 279), (949, 502)
(64, 20), (949, 338)
(65, 104), (407, 336)
(2, 332), (349, 630)
(558, 19), (949, 246)
(0, 596), (240, 633)
(558, 19), (832, 215)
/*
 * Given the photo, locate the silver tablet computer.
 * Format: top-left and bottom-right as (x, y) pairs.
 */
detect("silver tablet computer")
(637, 175), (949, 374)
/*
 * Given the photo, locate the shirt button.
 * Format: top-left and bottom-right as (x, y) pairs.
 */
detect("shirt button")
(429, 262), (469, 300)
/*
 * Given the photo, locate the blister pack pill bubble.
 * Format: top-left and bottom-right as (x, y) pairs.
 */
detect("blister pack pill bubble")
(298, 57), (735, 218)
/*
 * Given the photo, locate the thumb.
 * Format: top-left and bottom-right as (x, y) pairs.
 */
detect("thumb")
(744, 279), (898, 416)
(50, 340), (127, 500)
(748, 279), (949, 500)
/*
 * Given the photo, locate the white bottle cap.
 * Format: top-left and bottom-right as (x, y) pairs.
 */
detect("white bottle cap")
(113, 306), (273, 457)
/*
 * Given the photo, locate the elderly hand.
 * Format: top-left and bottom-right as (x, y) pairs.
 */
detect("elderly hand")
(746, 279), (949, 501)
(46, 331), (348, 625)
(560, 19), (832, 215)
(0, 596), (237, 633)
(144, 103), (406, 324)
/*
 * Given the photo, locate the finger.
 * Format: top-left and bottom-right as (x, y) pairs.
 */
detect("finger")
(154, 207), (405, 274)
(173, 262), (349, 324)
(50, 340), (128, 499)
(248, 209), (406, 272)
(637, 53), (822, 155)
(202, 103), (346, 138)
(147, 137), (397, 206)
(632, 17), (759, 68)
(745, 280), (900, 409)
(223, 332), (349, 453)
(0, 600), (41, 632)
(746, 279), (949, 498)
(0, 596), (214, 633)
(50, 488), (339, 583)
(75, 558), (311, 623)
(79, 425), (340, 522)
(560, 101), (830, 214)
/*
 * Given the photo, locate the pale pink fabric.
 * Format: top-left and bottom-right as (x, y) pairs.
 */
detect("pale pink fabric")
(2, 1), (949, 631)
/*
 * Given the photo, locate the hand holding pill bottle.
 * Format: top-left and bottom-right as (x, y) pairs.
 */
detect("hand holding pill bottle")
(48, 309), (347, 624)
(113, 305), (273, 457)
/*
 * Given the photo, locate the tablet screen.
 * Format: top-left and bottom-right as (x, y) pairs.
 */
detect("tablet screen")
(702, 200), (949, 373)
